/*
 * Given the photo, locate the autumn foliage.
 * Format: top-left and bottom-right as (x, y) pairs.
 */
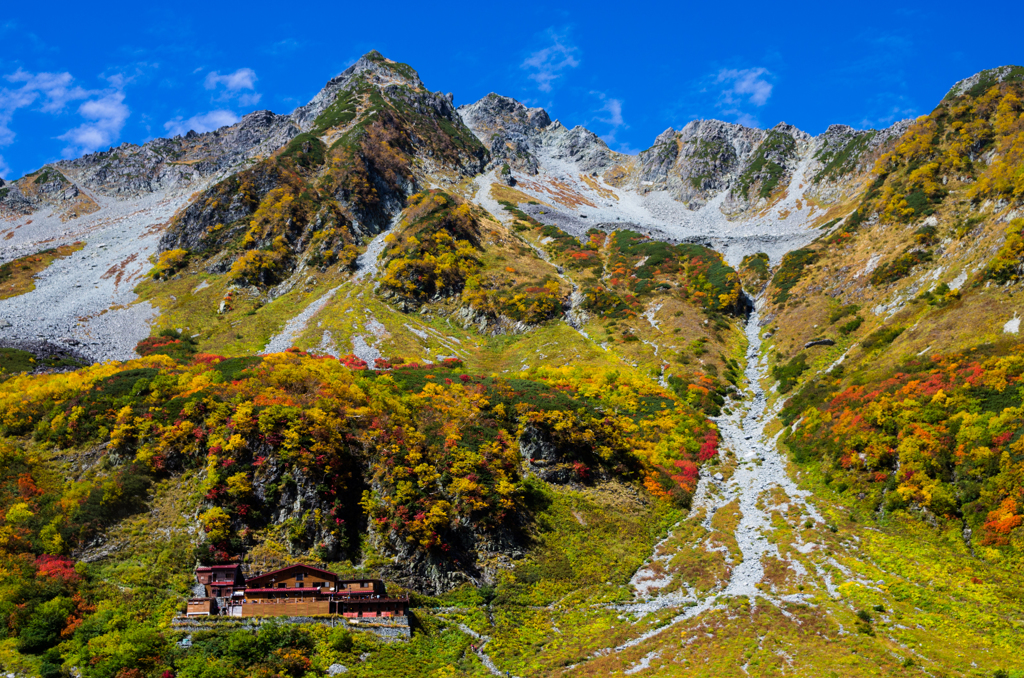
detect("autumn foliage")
(0, 349), (717, 563)
(785, 347), (1024, 551)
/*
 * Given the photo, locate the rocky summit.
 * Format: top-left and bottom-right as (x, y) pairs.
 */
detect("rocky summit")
(0, 54), (1023, 678)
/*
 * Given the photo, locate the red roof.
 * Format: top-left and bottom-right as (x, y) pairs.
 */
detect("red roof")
(196, 564), (242, 571)
(241, 592), (408, 602)
(245, 564), (338, 586)
(244, 587), (325, 593)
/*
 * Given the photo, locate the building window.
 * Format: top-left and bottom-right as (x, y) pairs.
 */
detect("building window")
(295, 573), (304, 581)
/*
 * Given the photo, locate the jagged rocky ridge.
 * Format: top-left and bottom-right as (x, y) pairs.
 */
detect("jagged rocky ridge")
(457, 93), (913, 223)
(458, 93), (619, 176)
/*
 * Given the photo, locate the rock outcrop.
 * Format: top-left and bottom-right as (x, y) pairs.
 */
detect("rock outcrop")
(58, 110), (300, 198)
(457, 93), (550, 174)
(632, 120), (766, 208)
(944, 64), (1024, 99)
(458, 93), (618, 176)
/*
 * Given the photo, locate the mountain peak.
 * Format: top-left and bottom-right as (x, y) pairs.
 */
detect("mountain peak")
(291, 51), (423, 131)
(945, 65), (1024, 100)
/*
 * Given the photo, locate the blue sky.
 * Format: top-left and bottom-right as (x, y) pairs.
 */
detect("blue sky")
(1, 0), (1021, 179)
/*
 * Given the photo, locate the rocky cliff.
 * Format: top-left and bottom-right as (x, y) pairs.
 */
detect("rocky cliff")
(458, 93), (619, 177)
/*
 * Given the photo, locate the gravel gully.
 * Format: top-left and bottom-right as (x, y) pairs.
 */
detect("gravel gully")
(578, 298), (826, 664)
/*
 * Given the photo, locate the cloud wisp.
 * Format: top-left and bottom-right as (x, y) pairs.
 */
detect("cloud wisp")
(591, 91), (637, 154)
(0, 154), (10, 179)
(713, 67), (774, 127)
(0, 68), (131, 158)
(858, 92), (917, 129)
(522, 29), (579, 93)
(204, 67), (260, 106)
(0, 69), (93, 147)
(58, 90), (130, 156)
(161, 67), (259, 139)
(164, 110), (239, 137)
(717, 67), (773, 106)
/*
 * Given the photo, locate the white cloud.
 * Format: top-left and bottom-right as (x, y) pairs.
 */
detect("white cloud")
(58, 90), (130, 156)
(0, 112), (19, 147)
(592, 91), (631, 152)
(202, 68), (260, 107)
(0, 68), (129, 158)
(597, 97), (624, 127)
(205, 67), (257, 91)
(0, 69), (94, 147)
(729, 111), (761, 129)
(708, 67), (774, 128)
(522, 30), (579, 92)
(0, 153), (10, 179)
(4, 69), (93, 112)
(237, 92), (262, 107)
(716, 67), (773, 107)
(163, 110), (239, 137)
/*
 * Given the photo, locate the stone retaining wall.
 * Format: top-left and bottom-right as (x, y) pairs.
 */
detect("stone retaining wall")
(169, 615), (411, 641)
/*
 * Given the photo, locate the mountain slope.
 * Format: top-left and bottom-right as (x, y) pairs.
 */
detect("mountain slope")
(0, 58), (1022, 678)
(756, 68), (1024, 561)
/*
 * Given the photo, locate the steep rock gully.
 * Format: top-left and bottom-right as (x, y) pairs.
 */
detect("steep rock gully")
(466, 298), (840, 677)
(563, 297), (851, 673)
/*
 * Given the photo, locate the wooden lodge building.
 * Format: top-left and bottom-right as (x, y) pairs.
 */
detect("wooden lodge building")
(185, 564), (409, 619)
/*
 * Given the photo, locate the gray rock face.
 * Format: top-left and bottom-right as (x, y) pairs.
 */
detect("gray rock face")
(634, 120), (766, 208)
(162, 50), (486, 279)
(249, 457), (345, 559)
(58, 109), (300, 198)
(375, 488), (528, 594)
(0, 179), (35, 215)
(379, 83), (488, 176)
(519, 424), (575, 484)
(870, 118), (914, 148)
(458, 93), (551, 141)
(721, 122), (807, 214)
(0, 167), (88, 217)
(816, 123), (860, 151)
(458, 93), (551, 174)
(459, 93), (618, 178)
(543, 124), (615, 173)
